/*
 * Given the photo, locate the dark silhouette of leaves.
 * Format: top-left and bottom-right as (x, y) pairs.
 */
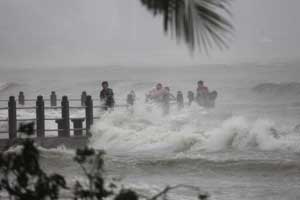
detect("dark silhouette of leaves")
(140, 0), (233, 51)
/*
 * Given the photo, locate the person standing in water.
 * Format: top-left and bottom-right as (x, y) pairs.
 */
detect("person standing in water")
(161, 86), (176, 115)
(196, 80), (209, 107)
(176, 91), (184, 110)
(146, 83), (165, 102)
(100, 81), (115, 110)
(127, 90), (136, 106)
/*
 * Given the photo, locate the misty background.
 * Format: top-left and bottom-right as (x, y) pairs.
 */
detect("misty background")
(0, 0), (300, 68)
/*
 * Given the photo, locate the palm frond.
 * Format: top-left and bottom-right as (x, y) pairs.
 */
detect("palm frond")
(140, 0), (233, 52)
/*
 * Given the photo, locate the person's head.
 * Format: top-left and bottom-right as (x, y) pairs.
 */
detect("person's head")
(102, 81), (108, 89)
(198, 80), (204, 86)
(156, 83), (162, 90)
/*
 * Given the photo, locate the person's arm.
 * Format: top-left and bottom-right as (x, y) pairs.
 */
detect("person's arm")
(100, 90), (105, 101)
(110, 89), (114, 97)
(170, 94), (176, 101)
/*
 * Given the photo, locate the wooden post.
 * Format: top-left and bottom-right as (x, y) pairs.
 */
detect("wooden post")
(50, 91), (57, 107)
(61, 96), (70, 137)
(18, 91), (25, 105)
(71, 118), (85, 136)
(176, 91), (184, 110)
(85, 95), (93, 136)
(8, 96), (17, 140)
(36, 95), (45, 137)
(81, 91), (87, 106)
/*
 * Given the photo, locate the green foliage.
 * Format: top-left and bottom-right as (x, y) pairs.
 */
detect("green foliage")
(0, 123), (209, 200)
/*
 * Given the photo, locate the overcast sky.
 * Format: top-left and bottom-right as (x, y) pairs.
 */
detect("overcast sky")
(0, 0), (300, 68)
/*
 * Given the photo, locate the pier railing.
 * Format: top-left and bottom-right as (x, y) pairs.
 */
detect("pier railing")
(0, 91), (130, 149)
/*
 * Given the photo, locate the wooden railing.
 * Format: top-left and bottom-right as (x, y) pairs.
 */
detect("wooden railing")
(0, 91), (133, 149)
(0, 95), (95, 139)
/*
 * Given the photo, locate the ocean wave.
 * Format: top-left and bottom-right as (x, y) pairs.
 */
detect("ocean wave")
(90, 103), (300, 157)
(0, 82), (18, 92)
(252, 82), (300, 96)
(134, 156), (300, 172)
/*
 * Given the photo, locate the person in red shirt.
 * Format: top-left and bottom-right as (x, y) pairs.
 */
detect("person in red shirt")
(197, 80), (209, 93)
(146, 83), (166, 102)
(196, 80), (209, 106)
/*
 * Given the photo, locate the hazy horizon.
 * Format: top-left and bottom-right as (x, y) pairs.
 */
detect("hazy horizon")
(1, 0), (300, 68)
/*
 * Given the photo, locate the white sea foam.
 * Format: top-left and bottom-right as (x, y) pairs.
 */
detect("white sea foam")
(90, 102), (300, 156)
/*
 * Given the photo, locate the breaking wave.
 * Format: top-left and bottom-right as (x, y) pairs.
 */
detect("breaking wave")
(90, 104), (300, 158)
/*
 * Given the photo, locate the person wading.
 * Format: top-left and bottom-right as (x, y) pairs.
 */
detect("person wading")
(196, 80), (209, 107)
(100, 81), (115, 110)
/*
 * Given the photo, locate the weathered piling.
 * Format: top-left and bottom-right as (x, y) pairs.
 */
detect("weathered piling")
(36, 95), (45, 137)
(50, 91), (57, 107)
(176, 91), (184, 110)
(85, 95), (93, 136)
(18, 91), (25, 105)
(8, 96), (17, 139)
(81, 91), (87, 106)
(61, 96), (70, 137)
(71, 118), (85, 136)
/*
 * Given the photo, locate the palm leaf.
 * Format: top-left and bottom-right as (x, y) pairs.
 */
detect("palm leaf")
(140, 0), (233, 51)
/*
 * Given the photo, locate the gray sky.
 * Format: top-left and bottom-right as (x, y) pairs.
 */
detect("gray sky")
(0, 0), (300, 68)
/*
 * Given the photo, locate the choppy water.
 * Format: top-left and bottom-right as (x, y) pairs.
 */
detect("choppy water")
(1, 64), (300, 200)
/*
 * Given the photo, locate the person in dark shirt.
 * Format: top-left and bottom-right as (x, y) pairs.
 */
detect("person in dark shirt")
(100, 81), (115, 110)
(127, 90), (136, 106)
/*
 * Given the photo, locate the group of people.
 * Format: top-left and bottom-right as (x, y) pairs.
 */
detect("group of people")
(145, 83), (176, 103)
(99, 80), (217, 112)
(145, 80), (216, 108)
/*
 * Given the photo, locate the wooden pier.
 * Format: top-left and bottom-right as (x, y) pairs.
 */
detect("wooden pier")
(0, 91), (129, 150)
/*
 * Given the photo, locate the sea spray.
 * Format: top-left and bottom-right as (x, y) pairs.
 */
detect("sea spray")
(91, 106), (300, 156)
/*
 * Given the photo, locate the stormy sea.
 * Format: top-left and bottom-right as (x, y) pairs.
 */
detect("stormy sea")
(1, 63), (300, 200)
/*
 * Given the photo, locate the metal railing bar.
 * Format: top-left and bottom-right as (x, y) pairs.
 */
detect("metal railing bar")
(0, 131), (8, 133)
(44, 106), (62, 109)
(0, 107), (8, 110)
(0, 119), (8, 122)
(69, 106), (86, 109)
(44, 118), (61, 121)
(16, 107), (36, 110)
(45, 128), (86, 132)
(47, 117), (87, 120)
(17, 118), (36, 121)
